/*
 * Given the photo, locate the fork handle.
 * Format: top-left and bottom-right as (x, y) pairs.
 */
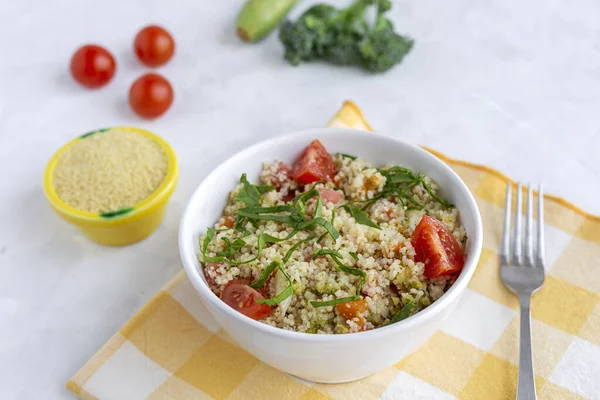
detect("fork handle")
(517, 295), (537, 400)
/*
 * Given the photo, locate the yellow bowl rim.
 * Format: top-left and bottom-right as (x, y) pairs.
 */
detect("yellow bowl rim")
(43, 126), (178, 227)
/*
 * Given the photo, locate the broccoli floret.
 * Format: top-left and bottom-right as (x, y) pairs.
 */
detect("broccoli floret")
(324, 32), (363, 65)
(278, 0), (413, 73)
(279, 4), (337, 65)
(360, 16), (413, 73)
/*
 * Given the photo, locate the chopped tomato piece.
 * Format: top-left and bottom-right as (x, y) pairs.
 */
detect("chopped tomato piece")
(382, 241), (405, 258)
(336, 299), (368, 320)
(291, 140), (336, 184)
(317, 188), (343, 204)
(262, 161), (291, 188)
(411, 215), (465, 278)
(364, 174), (384, 191)
(336, 299), (368, 331)
(221, 215), (235, 228)
(221, 280), (271, 320)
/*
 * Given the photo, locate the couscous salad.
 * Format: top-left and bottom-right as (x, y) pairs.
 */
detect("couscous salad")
(199, 140), (466, 334)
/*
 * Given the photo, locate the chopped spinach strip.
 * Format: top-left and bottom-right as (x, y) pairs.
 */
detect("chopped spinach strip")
(218, 237), (246, 258)
(283, 238), (313, 263)
(236, 173), (275, 207)
(251, 261), (294, 306)
(310, 296), (362, 307)
(343, 205), (381, 230)
(310, 249), (366, 308)
(344, 166), (453, 212)
(337, 152), (357, 160)
(388, 300), (414, 325)
(295, 217), (339, 240)
(315, 197), (323, 218)
(229, 233), (286, 266)
(249, 261), (280, 289)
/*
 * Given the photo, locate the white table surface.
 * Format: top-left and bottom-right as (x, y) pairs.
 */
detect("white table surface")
(2, 0), (599, 398)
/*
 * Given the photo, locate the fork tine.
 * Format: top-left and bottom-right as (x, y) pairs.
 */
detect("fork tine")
(525, 185), (534, 265)
(501, 183), (512, 264)
(513, 183), (523, 265)
(537, 185), (545, 266)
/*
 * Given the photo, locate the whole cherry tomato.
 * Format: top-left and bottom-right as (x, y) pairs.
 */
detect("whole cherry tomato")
(70, 45), (116, 88)
(134, 25), (175, 67)
(128, 73), (173, 119)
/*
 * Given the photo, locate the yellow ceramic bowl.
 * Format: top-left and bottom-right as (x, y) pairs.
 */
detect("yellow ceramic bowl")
(43, 127), (178, 246)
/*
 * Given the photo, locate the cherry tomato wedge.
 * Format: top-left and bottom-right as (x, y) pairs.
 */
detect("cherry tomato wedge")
(134, 25), (175, 67)
(128, 73), (173, 119)
(411, 215), (465, 278)
(221, 280), (271, 320)
(291, 140), (336, 184)
(317, 188), (343, 204)
(70, 45), (116, 88)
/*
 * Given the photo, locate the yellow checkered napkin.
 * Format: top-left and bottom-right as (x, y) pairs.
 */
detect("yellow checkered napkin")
(67, 101), (600, 400)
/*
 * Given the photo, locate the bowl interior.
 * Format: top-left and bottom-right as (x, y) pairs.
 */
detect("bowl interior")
(179, 128), (483, 338)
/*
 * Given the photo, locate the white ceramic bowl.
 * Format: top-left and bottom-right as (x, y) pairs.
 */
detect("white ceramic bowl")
(179, 128), (483, 383)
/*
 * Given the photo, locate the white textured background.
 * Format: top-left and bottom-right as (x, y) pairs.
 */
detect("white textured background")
(1, 0), (599, 398)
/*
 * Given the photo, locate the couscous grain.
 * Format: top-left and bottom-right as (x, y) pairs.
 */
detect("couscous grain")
(53, 129), (168, 213)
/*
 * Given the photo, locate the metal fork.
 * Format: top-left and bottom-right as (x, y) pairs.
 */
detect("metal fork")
(500, 183), (546, 400)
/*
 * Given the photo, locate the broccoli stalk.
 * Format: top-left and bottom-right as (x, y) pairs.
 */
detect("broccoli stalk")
(278, 0), (413, 73)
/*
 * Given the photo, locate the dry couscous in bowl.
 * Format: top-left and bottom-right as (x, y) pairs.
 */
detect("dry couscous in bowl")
(179, 128), (482, 383)
(44, 127), (178, 245)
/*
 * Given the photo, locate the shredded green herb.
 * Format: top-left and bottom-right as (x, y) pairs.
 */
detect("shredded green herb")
(218, 237), (246, 258)
(337, 152), (357, 160)
(311, 295), (363, 308)
(314, 198), (323, 220)
(256, 266), (294, 306)
(343, 205), (381, 230)
(388, 300), (414, 325)
(231, 233), (284, 265)
(236, 174), (275, 207)
(344, 166), (453, 212)
(249, 261), (280, 289)
(350, 252), (359, 260)
(200, 228), (232, 263)
(310, 249), (366, 308)
(249, 261), (294, 306)
(283, 237), (313, 263)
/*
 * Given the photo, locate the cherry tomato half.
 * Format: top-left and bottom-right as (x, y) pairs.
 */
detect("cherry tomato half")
(411, 215), (465, 278)
(291, 140), (336, 184)
(70, 45), (116, 88)
(134, 25), (175, 67)
(221, 280), (271, 320)
(128, 73), (173, 119)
